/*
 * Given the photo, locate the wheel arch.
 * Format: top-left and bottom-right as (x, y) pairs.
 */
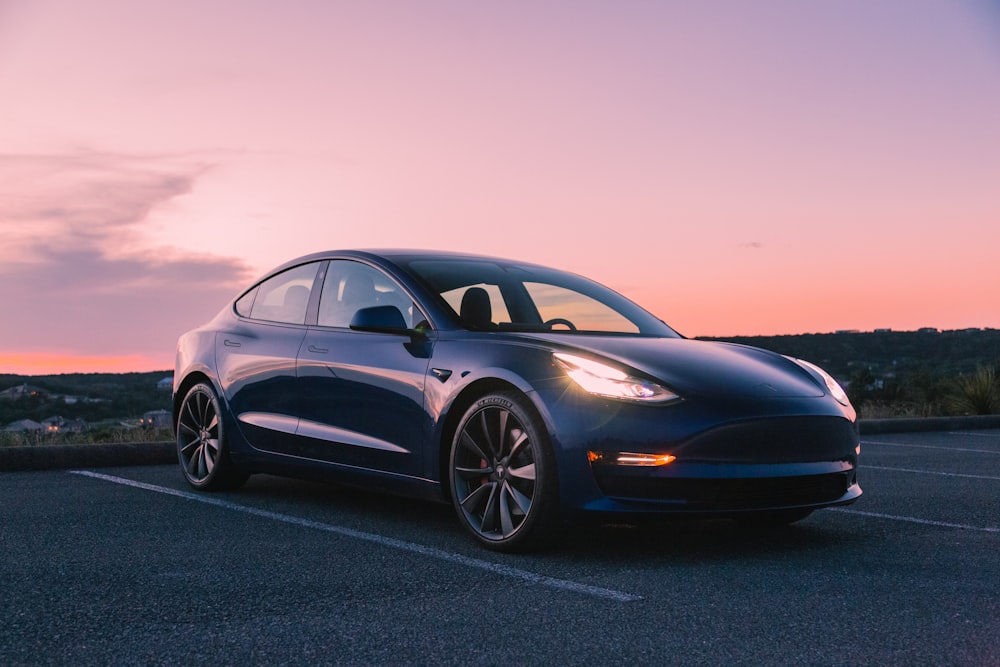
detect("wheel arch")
(172, 371), (217, 435)
(436, 377), (551, 503)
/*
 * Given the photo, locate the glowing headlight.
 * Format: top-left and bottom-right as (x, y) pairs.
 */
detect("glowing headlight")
(790, 357), (851, 406)
(554, 352), (681, 403)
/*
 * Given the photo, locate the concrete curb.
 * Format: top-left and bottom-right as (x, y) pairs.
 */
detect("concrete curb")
(2, 415), (999, 472)
(0, 441), (175, 472)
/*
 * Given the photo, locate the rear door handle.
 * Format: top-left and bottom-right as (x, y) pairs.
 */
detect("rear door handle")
(223, 339), (241, 348)
(308, 345), (329, 354)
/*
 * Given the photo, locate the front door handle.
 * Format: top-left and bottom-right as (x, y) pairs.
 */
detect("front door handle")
(308, 344), (329, 354)
(223, 339), (241, 348)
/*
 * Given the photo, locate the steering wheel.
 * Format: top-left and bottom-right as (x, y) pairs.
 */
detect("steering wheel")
(544, 318), (577, 331)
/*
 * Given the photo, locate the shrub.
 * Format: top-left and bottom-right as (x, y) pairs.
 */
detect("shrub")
(947, 366), (1000, 415)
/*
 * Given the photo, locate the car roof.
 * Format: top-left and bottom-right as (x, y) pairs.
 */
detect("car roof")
(267, 249), (553, 275)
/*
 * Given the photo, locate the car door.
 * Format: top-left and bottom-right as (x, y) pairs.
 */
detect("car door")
(293, 259), (432, 477)
(216, 261), (321, 452)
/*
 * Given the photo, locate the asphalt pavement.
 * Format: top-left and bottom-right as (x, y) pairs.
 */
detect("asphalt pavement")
(1, 428), (998, 665)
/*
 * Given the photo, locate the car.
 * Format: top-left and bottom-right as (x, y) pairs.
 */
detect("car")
(173, 249), (861, 552)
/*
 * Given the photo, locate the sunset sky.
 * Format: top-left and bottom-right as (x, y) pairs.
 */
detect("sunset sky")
(2, 0), (999, 375)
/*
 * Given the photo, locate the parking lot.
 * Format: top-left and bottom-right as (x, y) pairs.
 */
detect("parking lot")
(2, 429), (997, 665)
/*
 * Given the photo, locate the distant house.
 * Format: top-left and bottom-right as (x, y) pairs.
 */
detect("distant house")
(140, 409), (172, 428)
(157, 376), (174, 392)
(3, 419), (43, 432)
(0, 384), (47, 401)
(39, 416), (85, 434)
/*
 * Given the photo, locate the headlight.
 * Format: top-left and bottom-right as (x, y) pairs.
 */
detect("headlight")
(554, 352), (681, 404)
(790, 357), (850, 406)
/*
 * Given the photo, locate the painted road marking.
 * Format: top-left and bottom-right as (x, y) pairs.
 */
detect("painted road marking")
(862, 440), (1000, 454)
(863, 465), (1000, 481)
(68, 470), (642, 603)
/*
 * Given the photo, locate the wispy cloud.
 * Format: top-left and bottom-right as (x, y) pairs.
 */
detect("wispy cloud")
(0, 149), (253, 372)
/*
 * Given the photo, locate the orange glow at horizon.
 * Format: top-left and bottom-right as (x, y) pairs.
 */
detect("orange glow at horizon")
(0, 353), (170, 376)
(0, 2), (998, 375)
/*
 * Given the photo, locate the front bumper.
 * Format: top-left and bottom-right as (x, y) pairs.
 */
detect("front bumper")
(560, 409), (862, 516)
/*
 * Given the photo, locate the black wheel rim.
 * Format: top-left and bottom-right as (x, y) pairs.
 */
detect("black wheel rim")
(453, 405), (537, 541)
(177, 388), (220, 484)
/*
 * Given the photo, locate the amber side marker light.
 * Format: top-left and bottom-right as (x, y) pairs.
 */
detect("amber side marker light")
(589, 451), (676, 466)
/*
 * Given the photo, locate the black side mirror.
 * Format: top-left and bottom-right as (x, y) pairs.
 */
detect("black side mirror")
(349, 305), (409, 334)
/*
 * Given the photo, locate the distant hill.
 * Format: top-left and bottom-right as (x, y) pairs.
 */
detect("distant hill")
(4, 328), (999, 425)
(699, 329), (1000, 382)
(0, 371), (173, 425)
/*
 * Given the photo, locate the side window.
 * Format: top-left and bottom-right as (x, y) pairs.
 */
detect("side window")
(318, 260), (425, 329)
(245, 263), (320, 325)
(234, 288), (257, 318)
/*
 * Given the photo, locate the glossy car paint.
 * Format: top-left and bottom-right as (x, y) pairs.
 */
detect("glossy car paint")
(174, 249), (860, 526)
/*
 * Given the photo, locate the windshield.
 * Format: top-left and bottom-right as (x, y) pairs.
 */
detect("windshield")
(403, 259), (679, 337)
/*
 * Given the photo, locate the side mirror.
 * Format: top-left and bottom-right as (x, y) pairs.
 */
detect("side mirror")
(349, 305), (409, 334)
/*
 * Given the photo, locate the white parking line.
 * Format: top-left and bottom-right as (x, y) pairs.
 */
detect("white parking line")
(863, 465), (1000, 481)
(862, 440), (1000, 454)
(827, 508), (999, 534)
(68, 470), (642, 603)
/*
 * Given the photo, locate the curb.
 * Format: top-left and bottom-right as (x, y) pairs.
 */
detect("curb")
(2, 415), (999, 472)
(0, 441), (175, 472)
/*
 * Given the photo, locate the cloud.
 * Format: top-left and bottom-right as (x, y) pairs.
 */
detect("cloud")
(0, 149), (254, 370)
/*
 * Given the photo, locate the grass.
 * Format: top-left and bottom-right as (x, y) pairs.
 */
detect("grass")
(0, 426), (173, 448)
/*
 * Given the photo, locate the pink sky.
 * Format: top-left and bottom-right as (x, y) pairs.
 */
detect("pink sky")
(1, 1), (999, 375)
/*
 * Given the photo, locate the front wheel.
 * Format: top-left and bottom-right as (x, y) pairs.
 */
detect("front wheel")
(449, 391), (560, 552)
(176, 382), (248, 491)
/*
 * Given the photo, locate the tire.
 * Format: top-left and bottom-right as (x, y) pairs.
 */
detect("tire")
(449, 391), (560, 552)
(176, 382), (248, 491)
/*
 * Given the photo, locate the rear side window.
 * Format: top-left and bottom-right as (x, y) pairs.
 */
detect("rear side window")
(242, 263), (320, 324)
(234, 289), (257, 317)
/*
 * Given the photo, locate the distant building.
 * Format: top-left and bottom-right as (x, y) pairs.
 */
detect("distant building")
(157, 376), (174, 392)
(3, 419), (43, 432)
(0, 384), (47, 400)
(874, 328), (892, 333)
(39, 416), (86, 434)
(918, 327), (940, 334)
(140, 409), (172, 428)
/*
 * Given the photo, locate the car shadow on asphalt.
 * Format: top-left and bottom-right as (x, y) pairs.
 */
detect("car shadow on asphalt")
(231, 474), (861, 563)
(554, 516), (861, 564)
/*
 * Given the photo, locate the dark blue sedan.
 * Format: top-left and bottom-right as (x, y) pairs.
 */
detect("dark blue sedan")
(173, 249), (861, 551)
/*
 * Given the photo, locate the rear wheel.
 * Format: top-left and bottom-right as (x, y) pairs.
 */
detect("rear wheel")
(176, 383), (248, 491)
(449, 391), (560, 552)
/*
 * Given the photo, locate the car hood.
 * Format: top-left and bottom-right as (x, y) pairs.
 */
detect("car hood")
(519, 335), (825, 399)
